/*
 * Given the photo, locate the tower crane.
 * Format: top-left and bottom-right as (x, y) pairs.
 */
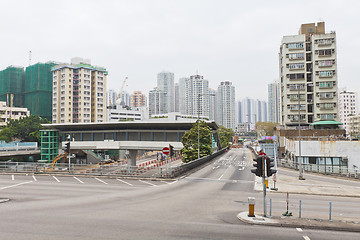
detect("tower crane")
(115, 77), (128, 106)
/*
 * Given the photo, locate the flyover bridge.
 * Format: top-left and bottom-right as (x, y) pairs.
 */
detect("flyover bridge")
(42, 120), (221, 166)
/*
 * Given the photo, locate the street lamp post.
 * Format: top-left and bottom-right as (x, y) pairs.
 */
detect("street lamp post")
(298, 88), (304, 180)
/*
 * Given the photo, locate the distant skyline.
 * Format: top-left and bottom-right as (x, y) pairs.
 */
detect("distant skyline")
(1, 0), (359, 101)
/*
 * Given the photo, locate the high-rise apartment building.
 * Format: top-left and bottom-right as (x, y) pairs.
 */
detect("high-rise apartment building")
(184, 75), (210, 118)
(52, 58), (107, 123)
(279, 22), (338, 126)
(0, 66), (25, 108)
(268, 81), (280, 123)
(130, 91), (146, 108)
(178, 77), (189, 114)
(174, 83), (179, 112)
(25, 62), (57, 121)
(148, 88), (166, 116)
(107, 89), (117, 106)
(338, 90), (358, 134)
(216, 81), (235, 128)
(209, 88), (216, 121)
(157, 71), (175, 113)
(239, 98), (268, 123)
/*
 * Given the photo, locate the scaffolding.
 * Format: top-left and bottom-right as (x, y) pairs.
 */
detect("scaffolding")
(40, 130), (59, 162)
(0, 66), (25, 107)
(24, 62), (57, 121)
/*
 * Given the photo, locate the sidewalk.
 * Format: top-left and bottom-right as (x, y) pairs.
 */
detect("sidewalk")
(247, 166), (360, 231)
(237, 212), (360, 232)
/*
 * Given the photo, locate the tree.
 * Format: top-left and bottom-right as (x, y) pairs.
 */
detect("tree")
(255, 122), (277, 137)
(218, 126), (234, 149)
(181, 120), (212, 163)
(0, 115), (50, 144)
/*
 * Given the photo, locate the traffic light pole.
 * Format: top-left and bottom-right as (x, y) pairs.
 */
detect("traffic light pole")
(262, 156), (267, 217)
(68, 141), (71, 174)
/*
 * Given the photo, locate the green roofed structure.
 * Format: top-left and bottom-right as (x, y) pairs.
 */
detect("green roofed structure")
(0, 66), (25, 107)
(310, 120), (343, 129)
(25, 62), (58, 121)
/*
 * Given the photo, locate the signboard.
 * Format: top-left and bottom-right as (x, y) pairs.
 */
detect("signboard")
(162, 147), (170, 155)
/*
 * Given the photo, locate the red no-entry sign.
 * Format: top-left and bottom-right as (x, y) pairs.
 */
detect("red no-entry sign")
(162, 147), (170, 155)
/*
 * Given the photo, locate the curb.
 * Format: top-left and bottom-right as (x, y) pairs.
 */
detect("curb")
(237, 212), (360, 232)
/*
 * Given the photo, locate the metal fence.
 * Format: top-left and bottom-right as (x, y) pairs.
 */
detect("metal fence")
(277, 158), (360, 179)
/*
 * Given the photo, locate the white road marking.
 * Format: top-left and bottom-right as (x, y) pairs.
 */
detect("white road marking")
(53, 176), (60, 182)
(139, 180), (157, 187)
(117, 179), (133, 186)
(95, 177), (108, 184)
(296, 228), (303, 232)
(169, 180), (178, 184)
(303, 236), (311, 240)
(32, 175), (37, 181)
(161, 180), (171, 184)
(11, 175), (14, 181)
(0, 181), (33, 190)
(73, 176), (84, 184)
(238, 167), (245, 171)
(218, 174), (224, 180)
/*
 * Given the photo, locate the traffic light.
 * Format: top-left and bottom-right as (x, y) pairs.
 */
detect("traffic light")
(169, 144), (174, 157)
(65, 142), (70, 154)
(251, 156), (263, 177)
(266, 157), (277, 177)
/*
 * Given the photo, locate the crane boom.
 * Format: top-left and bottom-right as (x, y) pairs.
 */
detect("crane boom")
(115, 77), (128, 105)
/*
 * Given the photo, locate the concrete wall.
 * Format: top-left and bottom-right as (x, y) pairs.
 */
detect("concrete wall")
(284, 138), (360, 172)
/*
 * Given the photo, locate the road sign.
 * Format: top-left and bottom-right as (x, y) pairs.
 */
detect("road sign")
(162, 147), (170, 155)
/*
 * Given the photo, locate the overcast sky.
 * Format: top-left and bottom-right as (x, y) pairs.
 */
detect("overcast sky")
(1, 0), (359, 101)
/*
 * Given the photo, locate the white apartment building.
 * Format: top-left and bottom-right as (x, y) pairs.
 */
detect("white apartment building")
(279, 22), (338, 126)
(178, 77), (189, 114)
(239, 98), (267, 124)
(184, 75), (210, 118)
(268, 81), (280, 123)
(148, 88), (167, 116)
(0, 101), (29, 127)
(107, 89), (117, 106)
(157, 71), (175, 113)
(52, 58), (107, 123)
(216, 81), (235, 129)
(338, 90), (358, 134)
(107, 104), (144, 122)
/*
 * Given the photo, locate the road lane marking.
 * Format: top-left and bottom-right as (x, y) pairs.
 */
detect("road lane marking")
(53, 176), (60, 182)
(0, 181), (33, 190)
(95, 177), (108, 184)
(238, 167), (245, 171)
(169, 180), (178, 184)
(32, 175), (37, 181)
(11, 175), (14, 181)
(218, 174), (224, 180)
(296, 228), (303, 232)
(73, 176), (84, 184)
(139, 180), (157, 187)
(116, 179), (133, 186)
(161, 180), (171, 184)
(303, 236), (311, 240)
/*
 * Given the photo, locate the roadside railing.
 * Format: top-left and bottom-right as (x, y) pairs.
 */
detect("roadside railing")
(277, 158), (360, 179)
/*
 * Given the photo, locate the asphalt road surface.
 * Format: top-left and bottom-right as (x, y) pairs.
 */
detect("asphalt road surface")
(0, 148), (359, 240)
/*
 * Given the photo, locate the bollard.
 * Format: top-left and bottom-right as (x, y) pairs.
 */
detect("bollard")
(329, 202), (332, 221)
(299, 200), (302, 218)
(269, 199), (272, 217)
(248, 197), (255, 217)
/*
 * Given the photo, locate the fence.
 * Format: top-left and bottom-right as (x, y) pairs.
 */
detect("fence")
(278, 158), (360, 179)
(0, 142), (38, 152)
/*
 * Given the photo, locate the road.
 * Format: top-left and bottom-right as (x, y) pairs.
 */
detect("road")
(0, 148), (359, 240)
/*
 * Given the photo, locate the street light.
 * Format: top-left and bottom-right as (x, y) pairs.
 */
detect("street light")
(197, 93), (215, 159)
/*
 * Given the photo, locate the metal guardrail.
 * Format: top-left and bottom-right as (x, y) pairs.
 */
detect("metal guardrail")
(277, 159), (360, 179)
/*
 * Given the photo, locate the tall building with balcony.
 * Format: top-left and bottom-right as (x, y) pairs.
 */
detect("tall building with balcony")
(148, 88), (166, 116)
(130, 91), (146, 108)
(338, 90), (358, 134)
(184, 75), (210, 118)
(268, 81), (280, 123)
(0, 66), (25, 108)
(157, 71), (175, 113)
(178, 77), (189, 114)
(52, 58), (107, 123)
(216, 81), (235, 129)
(279, 22), (338, 126)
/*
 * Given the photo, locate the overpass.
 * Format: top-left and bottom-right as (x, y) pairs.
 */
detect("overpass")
(42, 120), (221, 166)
